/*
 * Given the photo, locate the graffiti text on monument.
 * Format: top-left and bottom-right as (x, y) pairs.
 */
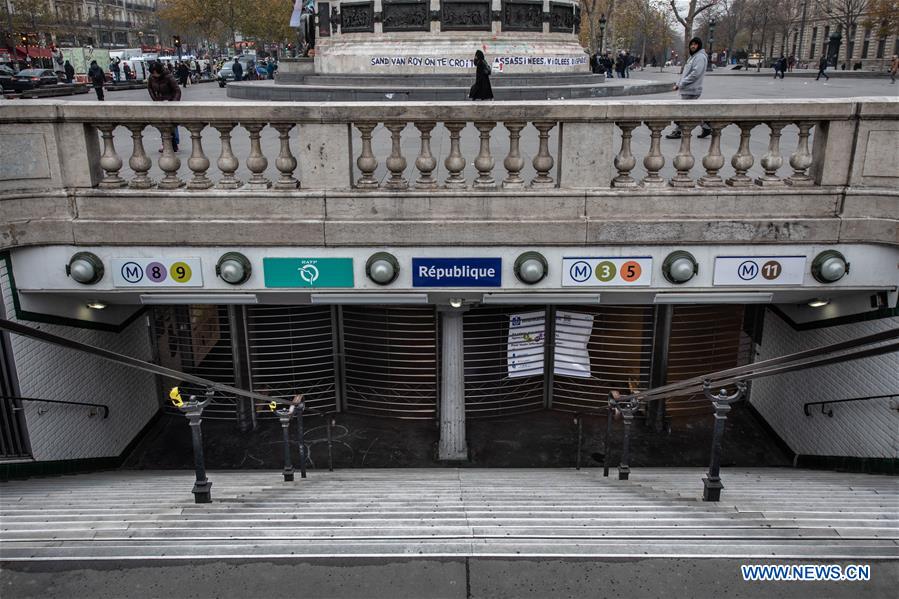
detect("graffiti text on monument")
(369, 55), (588, 69)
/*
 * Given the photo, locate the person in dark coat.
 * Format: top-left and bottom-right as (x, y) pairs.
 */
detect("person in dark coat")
(63, 60), (75, 84)
(232, 59), (243, 82)
(123, 62), (132, 80)
(88, 60), (105, 100)
(816, 55), (829, 81)
(468, 50), (493, 100)
(148, 61), (182, 152)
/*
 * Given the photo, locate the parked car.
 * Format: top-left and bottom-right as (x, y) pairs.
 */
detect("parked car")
(0, 64), (15, 92)
(8, 69), (60, 92)
(216, 56), (256, 86)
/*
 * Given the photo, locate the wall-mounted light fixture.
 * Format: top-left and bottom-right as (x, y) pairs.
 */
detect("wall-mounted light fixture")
(662, 250), (698, 284)
(514, 252), (548, 285)
(366, 252), (400, 285)
(811, 250), (848, 283)
(86, 301), (107, 310)
(807, 298), (831, 308)
(216, 252), (252, 285)
(67, 252), (104, 285)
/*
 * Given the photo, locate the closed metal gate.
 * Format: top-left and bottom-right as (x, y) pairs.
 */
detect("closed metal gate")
(342, 306), (438, 419)
(464, 306), (545, 417)
(245, 305), (338, 417)
(153, 305), (238, 419)
(665, 305), (749, 416)
(551, 306), (654, 413)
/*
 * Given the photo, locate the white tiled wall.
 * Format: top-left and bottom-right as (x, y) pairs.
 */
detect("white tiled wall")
(751, 310), (899, 459)
(1, 259), (159, 462)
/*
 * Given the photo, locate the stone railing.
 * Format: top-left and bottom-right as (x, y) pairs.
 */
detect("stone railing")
(1, 98), (897, 248)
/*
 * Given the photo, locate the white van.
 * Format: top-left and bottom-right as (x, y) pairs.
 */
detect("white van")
(121, 59), (150, 81)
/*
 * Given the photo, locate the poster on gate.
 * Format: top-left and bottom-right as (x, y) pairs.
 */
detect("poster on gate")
(506, 311), (593, 378)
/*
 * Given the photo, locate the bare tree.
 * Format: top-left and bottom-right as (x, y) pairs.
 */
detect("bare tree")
(815, 0), (869, 63)
(669, 0), (722, 60)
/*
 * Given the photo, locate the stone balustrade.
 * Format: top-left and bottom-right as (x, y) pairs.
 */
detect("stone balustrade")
(1, 99), (897, 249)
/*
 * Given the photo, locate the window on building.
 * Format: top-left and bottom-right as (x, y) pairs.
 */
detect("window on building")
(100, 31), (112, 44)
(114, 32), (127, 45)
(894, 37), (899, 56)
(848, 25), (857, 58)
(862, 28), (871, 58)
(823, 25), (830, 57)
(810, 27), (817, 58)
(876, 36), (885, 59)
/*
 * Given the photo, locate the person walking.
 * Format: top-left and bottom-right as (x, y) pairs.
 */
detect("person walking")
(88, 60), (105, 101)
(232, 58), (243, 82)
(63, 60), (74, 84)
(110, 58), (121, 83)
(890, 55), (898, 84)
(603, 52), (614, 78)
(665, 37), (711, 139)
(624, 50), (632, 78)
(816, 55), (829, 81)
(123, 62), (132, 81)
(148, 61), (182, 152)
(468, 49), (493, 100)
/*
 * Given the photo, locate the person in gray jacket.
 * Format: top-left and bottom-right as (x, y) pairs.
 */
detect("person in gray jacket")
(666, 37), (712, 139)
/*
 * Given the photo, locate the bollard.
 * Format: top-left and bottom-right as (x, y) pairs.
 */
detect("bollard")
(179, 389), (214, 503)
(619, 407), (633, 481)
(277, 406), (296, 482)
(702, 380), (746, 502)
(327, 414), (334, 472)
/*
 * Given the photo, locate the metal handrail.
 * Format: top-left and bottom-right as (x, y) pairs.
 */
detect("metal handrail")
(0, 318), (295, 408)
(3, 396), (110, 418)
(803, 393), (898, 417)
(615, 328), (899, 404)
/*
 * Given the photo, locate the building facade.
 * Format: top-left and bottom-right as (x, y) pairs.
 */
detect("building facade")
(773, 4), (898, 70)
(1, 0), (159, 51)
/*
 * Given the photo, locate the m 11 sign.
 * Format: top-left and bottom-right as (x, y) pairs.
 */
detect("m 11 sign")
(713, 256), (806, 285)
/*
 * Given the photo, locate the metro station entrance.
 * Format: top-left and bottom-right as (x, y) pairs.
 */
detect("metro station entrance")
(145, 303), (775, 469)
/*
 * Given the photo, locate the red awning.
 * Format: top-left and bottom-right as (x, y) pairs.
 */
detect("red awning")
(15, 46), (53, 59)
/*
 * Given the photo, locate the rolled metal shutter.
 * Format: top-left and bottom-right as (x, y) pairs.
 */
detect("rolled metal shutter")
(665, 305), (749, 416)
(551, 306), (654, 413)
(245, 305), (338, 418)
(463, 306), (545, 418)
(342, 306), (438, 419)
(153, 305), (238, 419)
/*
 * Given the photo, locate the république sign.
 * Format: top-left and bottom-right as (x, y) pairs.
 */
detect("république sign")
(412, 258), (502, 287)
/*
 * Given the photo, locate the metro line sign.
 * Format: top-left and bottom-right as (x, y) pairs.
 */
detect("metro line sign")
(713, 256), (806, 285)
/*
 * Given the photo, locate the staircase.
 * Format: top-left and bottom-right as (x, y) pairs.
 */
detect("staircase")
(2, 468), (896, 561)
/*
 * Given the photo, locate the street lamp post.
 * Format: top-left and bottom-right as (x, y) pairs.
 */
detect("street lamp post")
(708, 19), (716, 70)
(599, 14), (607, 53)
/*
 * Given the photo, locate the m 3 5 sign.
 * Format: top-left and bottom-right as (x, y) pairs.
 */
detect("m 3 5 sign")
(561, 257), (652, 286)
(713, 256), (806, 285)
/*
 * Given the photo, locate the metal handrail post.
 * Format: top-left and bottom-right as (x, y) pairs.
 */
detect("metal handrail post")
(296, 397), (307, 479)
(327, 414), (334, 472)
(277, 402), (298, 482)
(603, 398), (613, 477)
(179, 389), (214, 503)
(702, 380), (746, 502)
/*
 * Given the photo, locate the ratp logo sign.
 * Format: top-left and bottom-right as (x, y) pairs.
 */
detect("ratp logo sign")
(263, 258), (354, 288)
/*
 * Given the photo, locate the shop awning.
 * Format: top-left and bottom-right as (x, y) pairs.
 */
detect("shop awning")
(15, 46), (53, 59)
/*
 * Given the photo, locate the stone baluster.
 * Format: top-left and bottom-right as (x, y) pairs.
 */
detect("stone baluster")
(502, 121), (526, 189)
(272, 123), (299, 189)
(641, 121), (667, 187)
(97, 124), (126, 188)
(156, 124), (183, 189)
(413, 122), (438, 189)
(214, 123), (242, 189)
(698, 122), (727, 187)
(126, 124), (153, 189)
(384, 122), (408, 190)
(355, 122), (379, 189)
(612, 121), (639, 188)
(473, 121), (496, 189)
(669, 121), (698, 187)
(530, 121), (555, 189)
(185, 123), (213, 190)
(244, 123), (271, 190)
(443, 122), (467, 189)
(726, 122), (756, 187)
(756, 121), (787, 186)
(786, 121), (815, 186)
